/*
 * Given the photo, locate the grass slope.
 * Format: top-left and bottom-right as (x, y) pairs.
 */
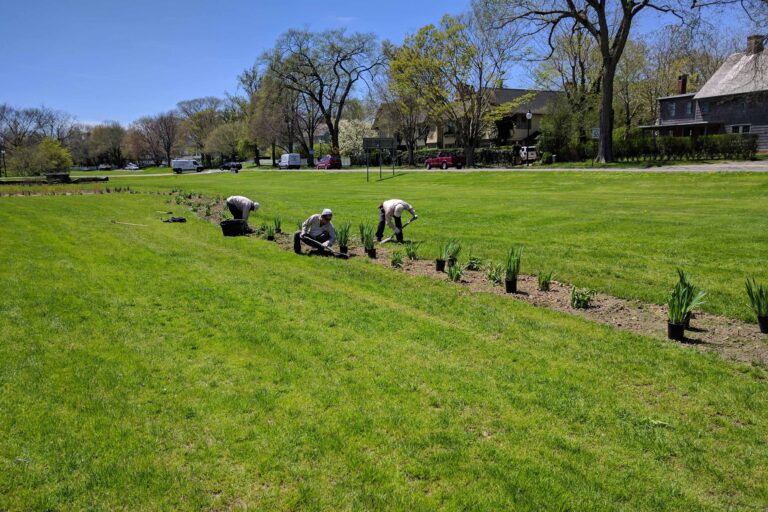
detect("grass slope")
(115, 170), (768, 321)
(1, 193), (767, 510)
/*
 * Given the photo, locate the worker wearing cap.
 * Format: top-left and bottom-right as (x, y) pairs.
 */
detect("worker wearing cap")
(226, 195), (260, 228)
(376, 199), (417, 243)
(294, 208), (337, 254)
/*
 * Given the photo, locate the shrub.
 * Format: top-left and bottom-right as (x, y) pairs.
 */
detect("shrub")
(465, 250), (483, 271)
(746, 278), (768, 318)
(504, 246), (523, 282)
(570, 287), (596, 309)
(538, 271), (554, 291)
(264, 225), (276, 238)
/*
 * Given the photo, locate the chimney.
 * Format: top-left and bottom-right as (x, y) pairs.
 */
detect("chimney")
(747, 35), (765, 54)
(676, 74), (688, 95)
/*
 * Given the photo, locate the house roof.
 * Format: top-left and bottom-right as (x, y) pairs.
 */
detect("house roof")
(694, 50), (768, 100)
(489, 88), (562, 114)
(657, 93), (695, 101)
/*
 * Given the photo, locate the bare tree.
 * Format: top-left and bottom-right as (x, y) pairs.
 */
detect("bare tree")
(265, 29), (384, 153)
(177, 97), (224, 166)
(485, 0), (741, 162)
(155, 111), (181, 167)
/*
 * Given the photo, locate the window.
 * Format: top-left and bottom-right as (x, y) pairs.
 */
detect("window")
(667, 102), (676, 117)
(731, 125), (751, 134)
(685, 101), (693, 115)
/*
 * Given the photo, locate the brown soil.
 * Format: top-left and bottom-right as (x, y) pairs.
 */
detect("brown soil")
(191, 201), (768, 367)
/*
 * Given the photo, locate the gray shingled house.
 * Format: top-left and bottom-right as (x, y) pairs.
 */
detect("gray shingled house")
(641, 35), (768, 151)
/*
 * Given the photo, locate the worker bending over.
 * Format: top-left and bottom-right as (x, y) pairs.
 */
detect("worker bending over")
(226, 196), (260, 231)
(376, 199), (417, 243)
(294, 209), (337, 254)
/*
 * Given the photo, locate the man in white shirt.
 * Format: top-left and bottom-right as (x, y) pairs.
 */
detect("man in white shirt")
(376, 199), (417, 243)
(226, 196), (259, 229)
(294, 209), (337, 254)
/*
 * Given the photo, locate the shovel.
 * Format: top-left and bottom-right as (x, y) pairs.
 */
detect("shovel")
(302, 235), (349, 259)
(380, 216), (418, 244)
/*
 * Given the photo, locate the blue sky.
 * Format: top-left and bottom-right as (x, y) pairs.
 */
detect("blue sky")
(0, 1), (754, 125)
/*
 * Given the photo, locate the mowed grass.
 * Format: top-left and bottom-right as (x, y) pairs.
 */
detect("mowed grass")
(1, 193), (768, 510)
(116, 170), (768, 321)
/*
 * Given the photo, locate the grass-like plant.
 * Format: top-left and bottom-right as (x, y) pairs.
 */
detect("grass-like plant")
(360, 224), (375, 250)
(465, 250), (482, 271)
(337, 222), (351, 248)
(487, 263), (504, 286)
(745, 278), (768, 318)
(391, 251), (404, 269)
(447, 262), (464, 282)
(273, 215), (282, 233)
(444, 239), (461, 262)
(296, 220), (303, 231)
(264, 224), (276, 239)
(538, 271), (554, 291)
(504, 246), (523, 282)
(667, 281), (706, 324)
(404, 241), (421, 260)
(570, 287), (596, 309)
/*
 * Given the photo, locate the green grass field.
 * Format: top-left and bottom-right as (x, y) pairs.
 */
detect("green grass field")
(2, 172), (768, 510)
(115, 170), (768, 321)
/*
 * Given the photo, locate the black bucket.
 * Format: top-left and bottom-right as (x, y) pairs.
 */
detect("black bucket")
(436, 259), (446, 272)
(759, 316), (768, 334)
(667, 322), (685, 341)
(220, 219), (246, 237)
(505, 279), (517, 294)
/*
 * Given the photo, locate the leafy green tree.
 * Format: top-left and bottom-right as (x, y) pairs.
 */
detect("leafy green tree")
(88, 122), (125, 167)
(8, 138), (72, 176)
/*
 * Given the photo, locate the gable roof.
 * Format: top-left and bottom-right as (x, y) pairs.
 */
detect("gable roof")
(694, 50), (768, 100)
(488, 88), (562, 114)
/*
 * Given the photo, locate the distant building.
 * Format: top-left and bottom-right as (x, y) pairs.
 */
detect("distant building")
(372, 88), (562, 149)
(641, 35), (768, 151)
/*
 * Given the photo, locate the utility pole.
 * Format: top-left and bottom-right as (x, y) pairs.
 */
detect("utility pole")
(525, 110), (532, 166)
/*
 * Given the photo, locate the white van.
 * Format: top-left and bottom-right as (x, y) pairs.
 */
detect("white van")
(519, 146), (538, 162)
(171, 159), (203, 174)
(278, 153), (301, 170)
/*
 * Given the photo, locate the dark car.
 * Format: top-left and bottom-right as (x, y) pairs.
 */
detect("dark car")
(220, 161), (242, 172)
(316, 154), (342, 170)
(425, 152), (465, 169)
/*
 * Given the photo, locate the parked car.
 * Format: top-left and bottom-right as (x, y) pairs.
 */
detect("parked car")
(171, 159), (203, 174)
(220, 161), (242, 171)
(97, 164), (114, 171)
(124, 163), (140, 171)
(425, 152), (465, 170)
(316, 154), (342, 170)
(520, 146), (538, 162)
(278, 153), (301, 169)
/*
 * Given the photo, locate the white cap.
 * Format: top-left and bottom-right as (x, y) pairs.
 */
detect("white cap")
(321, 208), (333, 217)
(252, 201), (260, 210)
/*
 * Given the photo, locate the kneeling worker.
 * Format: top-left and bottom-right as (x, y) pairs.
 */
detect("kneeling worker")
(376, 199), (417, 243)
(226, 195), (260, 231)
(294, 208), (336, 254)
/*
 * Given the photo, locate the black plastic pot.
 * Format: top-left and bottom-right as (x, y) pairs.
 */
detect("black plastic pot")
(667, 322), (685, 341)
(275, 228), (282, 234)
(505, 279), (517, 294)
(759, 316), (768, 334)
(367, 248), (377, 259)
(340, 245), (348, 255)
(267, 235), (275, 241)
(436, 259), (446, 272)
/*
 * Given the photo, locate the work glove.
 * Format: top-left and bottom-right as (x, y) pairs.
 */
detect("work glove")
(413, 215), (419, 220)
(322, 240), (332, 248)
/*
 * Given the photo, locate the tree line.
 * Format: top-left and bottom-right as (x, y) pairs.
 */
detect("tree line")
(2, 0), (765, 175)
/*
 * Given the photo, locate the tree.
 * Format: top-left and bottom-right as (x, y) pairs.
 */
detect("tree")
(391, 9), (518, 165)
(485, 0), (738, 162)
(89, 122), (125, 167)
(265, 28), (383, 153)
(614, 39), (648, 135)
(177, 97), (224, 166)
(8, 138), (72, 176)
(155, 111), (181, 167)
(129, 117), (164, 165)
(204, 122), (243, 162)
(338, 119), (375, 156)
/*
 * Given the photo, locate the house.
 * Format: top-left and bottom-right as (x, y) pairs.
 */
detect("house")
(372, 88), (562, 149)
(641, 35), (768, 150)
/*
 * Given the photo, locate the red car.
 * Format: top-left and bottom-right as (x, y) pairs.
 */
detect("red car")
(316, 154), (342, 170)
(425, 152), (465, 169)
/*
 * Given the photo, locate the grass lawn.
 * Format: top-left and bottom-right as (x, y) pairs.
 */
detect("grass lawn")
(1, 192), (767, 510)
(113, 170), (768, 321)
